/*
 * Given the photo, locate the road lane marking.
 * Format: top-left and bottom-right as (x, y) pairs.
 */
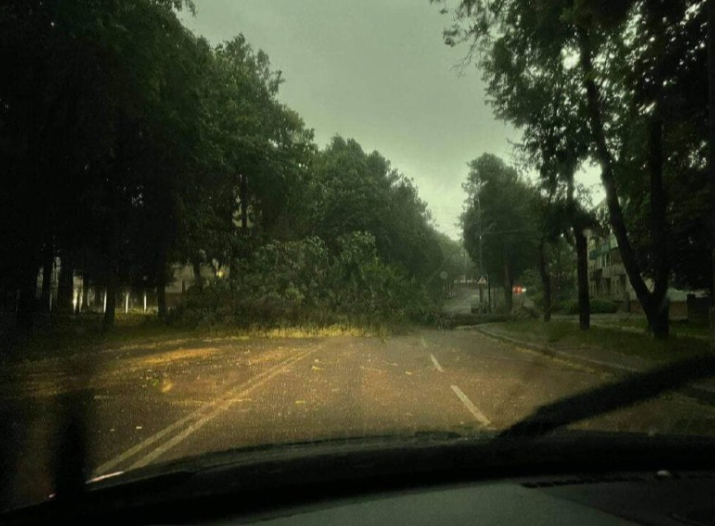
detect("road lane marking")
(430, 353), (444, 372)
(94, 346), (318, 475)
(451, 385), (492, 428)
(128, 348), (315, 470)
(99, 347), (316, 474)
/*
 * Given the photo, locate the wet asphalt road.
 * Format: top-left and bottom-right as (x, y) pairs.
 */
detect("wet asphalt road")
(3, 323), (715, 509)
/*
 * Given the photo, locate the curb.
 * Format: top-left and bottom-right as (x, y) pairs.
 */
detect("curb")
(476, 326), (715, 406)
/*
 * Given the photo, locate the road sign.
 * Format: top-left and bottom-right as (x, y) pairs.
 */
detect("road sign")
(477, 275), (488, 286)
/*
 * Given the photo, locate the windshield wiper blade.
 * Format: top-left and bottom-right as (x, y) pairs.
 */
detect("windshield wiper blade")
(499, 354), (715, 439)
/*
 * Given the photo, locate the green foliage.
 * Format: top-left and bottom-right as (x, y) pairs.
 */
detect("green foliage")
(521, 266), (573, 310)
(589, 299), (619, 314)
(310, 137), (443, 281)
(1, 1), (448, 331)
(1, 0), (219, 297)
(440, 0), (710, 337)
(462, 154), (538, 292)
(170, 233), (437, 329)
(555, 298), (618, 315)
(545, 238), (576, 301)
(435, 232), (472, 284)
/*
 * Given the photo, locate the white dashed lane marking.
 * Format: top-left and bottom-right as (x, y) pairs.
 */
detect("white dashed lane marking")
(451, 385), (492, 428)
(430, 353), (444, 373)
(94, 346), (319, 475)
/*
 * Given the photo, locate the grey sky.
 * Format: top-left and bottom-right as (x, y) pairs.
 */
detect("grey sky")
(179, 0), (601, 240)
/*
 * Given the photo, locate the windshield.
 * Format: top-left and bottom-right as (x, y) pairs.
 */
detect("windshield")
(2, 0), (715, 512)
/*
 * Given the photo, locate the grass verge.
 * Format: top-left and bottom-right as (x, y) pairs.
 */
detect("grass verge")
(593, 318), (709, 340)
(492, 320), (709, 363)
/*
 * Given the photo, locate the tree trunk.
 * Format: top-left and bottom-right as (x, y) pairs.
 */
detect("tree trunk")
(578, 28), (668, 337)
(16, 266), (37, 334)
(40, 244), (54, 312)
(503, 257), (513, 312)
(102, 209), (118, 331)
(157, 278), (167, 320)
(639, 0), (670, 340)
(192, 259), (203, 291)
(566, 170), (591, 330)
(103, 270), (117, 331)
(239, 173), (248, 231)
(647, 108), (670, 339)
(56, 253), (74, 315)
(156, 245), (169, 320)
(81, 276), (89, 312)
(537, 241), (552, 322)
(647, 296), (670, 338)
(575, 230), (591, 330)
(74, 266), (82, 315)
(709, 0), (715, 351)
(102, 163), (121, 331)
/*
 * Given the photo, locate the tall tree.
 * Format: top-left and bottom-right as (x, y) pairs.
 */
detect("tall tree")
(439, 0), (708, 338)
(482, 24), (594, 328)
(462, 154), (538, 312)
(312, 136), (442, 280)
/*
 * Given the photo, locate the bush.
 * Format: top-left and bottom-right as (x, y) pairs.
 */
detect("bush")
(553, 298), (619, 315)
(589, 298), (619, 314)
(552, 299), (574, 314)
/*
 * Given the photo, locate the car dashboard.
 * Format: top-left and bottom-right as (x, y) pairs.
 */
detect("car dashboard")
(206, 470), (714, 526)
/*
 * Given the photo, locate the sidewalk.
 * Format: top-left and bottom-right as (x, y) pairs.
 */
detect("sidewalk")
(477, 323), (715, 405)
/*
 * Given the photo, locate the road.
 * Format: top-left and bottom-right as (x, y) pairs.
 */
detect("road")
(441, 286), (477, 314)
(3, 323), (715, 509)
(441, 285), (532, 315)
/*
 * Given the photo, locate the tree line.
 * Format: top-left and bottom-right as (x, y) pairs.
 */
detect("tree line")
(442, 0), (711, 338)
(461, 153), (595, 317)
(1, 0), (461, 334)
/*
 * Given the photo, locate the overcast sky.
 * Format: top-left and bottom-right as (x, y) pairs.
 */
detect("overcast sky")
(179, 0), (601, 240)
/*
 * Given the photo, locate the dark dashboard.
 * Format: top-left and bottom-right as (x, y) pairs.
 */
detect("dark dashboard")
(6, 434), (715, 526)
(209, 470), (715, 526)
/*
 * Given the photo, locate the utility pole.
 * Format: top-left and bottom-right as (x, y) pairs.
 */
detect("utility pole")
(462, 247), (468, 284)
(709, 0), (715, 351)
(477, 193), (485, 313)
